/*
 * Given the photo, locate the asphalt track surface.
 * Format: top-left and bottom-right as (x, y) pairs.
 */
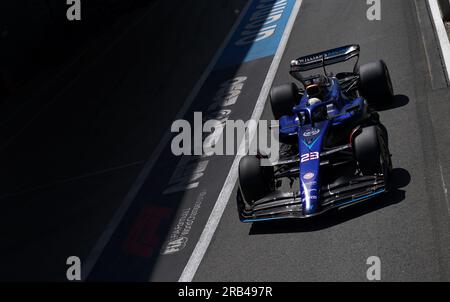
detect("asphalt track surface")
(2, 0), (450, 282)
(90, 0), (450, 282)
(194, 0), (450, 281)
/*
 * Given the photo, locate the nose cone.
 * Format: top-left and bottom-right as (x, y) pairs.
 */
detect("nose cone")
(300, 172), (321, 216)
(299, 122), (330, 217)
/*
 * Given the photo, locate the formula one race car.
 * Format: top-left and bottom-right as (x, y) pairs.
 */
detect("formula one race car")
(237, 45), (394, 222)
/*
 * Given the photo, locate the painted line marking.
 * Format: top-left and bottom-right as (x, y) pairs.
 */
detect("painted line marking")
(216, 0), (296, 69)
(82, 0), (254, 280)
(428, 0), (450, 82)
(439, 164), (450, 217)
(178, 0), (303, 282)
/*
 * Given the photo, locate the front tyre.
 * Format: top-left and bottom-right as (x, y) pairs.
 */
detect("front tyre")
(353, 126), (383, 175)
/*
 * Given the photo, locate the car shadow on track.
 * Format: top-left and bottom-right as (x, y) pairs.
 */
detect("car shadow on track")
(375, 94), (410, 111)
(249, 167), (410, 234)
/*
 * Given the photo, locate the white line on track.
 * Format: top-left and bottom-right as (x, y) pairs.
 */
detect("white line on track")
(178, 0), (303, 282)
(439, 164), (450, 217)
(428, 0), (450, 82)
(427, 1), (450, 211)
(81, 0), (253, 280)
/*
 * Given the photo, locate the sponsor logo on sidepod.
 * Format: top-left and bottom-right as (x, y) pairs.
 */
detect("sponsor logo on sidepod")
(303, 128), (320, 137)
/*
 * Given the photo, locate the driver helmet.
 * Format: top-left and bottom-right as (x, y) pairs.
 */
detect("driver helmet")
(305, 75), (329, 99)
(307, 97), (321, 107)
(307, 97), (327, 121)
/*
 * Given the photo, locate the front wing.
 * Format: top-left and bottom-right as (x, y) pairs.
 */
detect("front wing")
(238, 175), (386, 222)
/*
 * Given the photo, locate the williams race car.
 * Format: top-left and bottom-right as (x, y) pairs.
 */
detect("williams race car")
(237, 45), (394, 222)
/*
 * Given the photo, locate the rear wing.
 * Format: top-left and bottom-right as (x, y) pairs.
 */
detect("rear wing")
(290, 44), (360, 73)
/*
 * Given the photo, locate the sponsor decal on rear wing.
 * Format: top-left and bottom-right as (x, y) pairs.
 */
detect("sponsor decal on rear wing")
(290, 44), (360, 72)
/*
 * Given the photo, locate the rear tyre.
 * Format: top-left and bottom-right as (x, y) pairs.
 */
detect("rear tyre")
(269, 83), (299, 119)
(358, 60), (394, 107)
(238, 156), (274, 208)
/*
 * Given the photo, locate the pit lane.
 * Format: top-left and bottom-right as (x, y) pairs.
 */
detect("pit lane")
(193, 0), (450, 281)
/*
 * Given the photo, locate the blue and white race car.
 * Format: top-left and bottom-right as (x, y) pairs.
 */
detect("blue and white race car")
(237, 45), (394, 222)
